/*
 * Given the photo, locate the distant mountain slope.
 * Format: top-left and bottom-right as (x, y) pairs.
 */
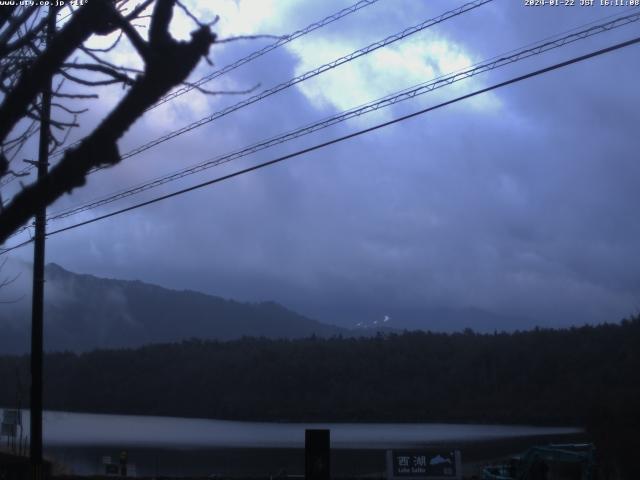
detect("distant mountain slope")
(333, 305), (538, 335)
(0, 263), (348, 353)
(0, 264), (540, 354)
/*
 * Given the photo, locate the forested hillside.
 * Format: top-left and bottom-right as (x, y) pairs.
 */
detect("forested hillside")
(1, 317), (638, 425)
(0, 263), (348, 353)
(2, 318), (639, 475)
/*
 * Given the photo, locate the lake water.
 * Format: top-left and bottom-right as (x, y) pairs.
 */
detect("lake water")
(7, 410), (584, 476)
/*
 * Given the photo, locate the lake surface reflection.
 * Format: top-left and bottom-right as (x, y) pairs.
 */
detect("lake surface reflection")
(27, 410), (582, 448)
(12, 410), (583, 476)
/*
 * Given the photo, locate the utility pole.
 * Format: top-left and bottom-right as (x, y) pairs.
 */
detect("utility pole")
(30, 6), (55, 480)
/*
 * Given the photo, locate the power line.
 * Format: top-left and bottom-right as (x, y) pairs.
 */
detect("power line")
(3, 33), (638, 255)
(148, 0), (382, 111)
(3, 0), (493, 190)
(3, 0), (497, 240)
(38, 10), (640, 226)
(113, 0), (492, 163)
(37, 0), (489, 174)
(1, 237), (33, 255)
(0, 0), (383, 188)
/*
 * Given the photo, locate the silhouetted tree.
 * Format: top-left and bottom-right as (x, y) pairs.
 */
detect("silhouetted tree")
(0, 0), (217, 243)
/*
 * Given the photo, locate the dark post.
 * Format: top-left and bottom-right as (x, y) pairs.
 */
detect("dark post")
(305, 429), (330, 480)
(30, 6), (54, 479)
(119, 450), (128, 477)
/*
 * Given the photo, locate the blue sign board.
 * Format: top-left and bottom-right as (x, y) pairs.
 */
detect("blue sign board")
(386, 449), (462, 480)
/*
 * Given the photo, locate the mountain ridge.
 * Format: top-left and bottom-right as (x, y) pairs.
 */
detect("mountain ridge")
(0, 263), (350, 353)
(0, 263), (540, 354)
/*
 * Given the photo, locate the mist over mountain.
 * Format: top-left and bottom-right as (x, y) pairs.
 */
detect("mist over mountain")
(0, 263), (538, 354)
(0, 263), (349, 353)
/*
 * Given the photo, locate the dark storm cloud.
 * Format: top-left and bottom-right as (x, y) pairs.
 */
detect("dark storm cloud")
(5, 0), (640, 331)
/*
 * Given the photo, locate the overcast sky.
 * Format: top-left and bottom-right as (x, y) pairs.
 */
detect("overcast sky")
(3, 0), (640, 330)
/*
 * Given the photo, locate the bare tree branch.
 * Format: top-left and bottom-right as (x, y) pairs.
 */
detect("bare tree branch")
(52, 92), (99, 99)
(62, 62), (136, 85)
(82, 30), (124, 53)
(124, 0), (155, 21)
(112, 9), (150, 61)
(0, 1), (216, 243)
(1, 12), (47, 57)
(0, 5), (38, 54)
(0, 0), (117, 143)
(149, 0), (173, 46)
(51, 103), (88, 115)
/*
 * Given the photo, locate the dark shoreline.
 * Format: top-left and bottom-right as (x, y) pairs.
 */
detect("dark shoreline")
(45, 432), (589, 478)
